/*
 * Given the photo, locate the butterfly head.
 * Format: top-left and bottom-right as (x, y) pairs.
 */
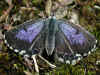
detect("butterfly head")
(48, 12), (56, 20)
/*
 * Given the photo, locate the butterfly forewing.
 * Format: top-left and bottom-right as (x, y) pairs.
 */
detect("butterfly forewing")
(57, 20), (97, 55)
(4, 19), (46, 55)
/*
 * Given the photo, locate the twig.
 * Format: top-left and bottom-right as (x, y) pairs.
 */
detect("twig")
(24, 57), (33, 71)
(31, 55), (39, 72)
(20, 7), (37, 11)
(45, 0), (52, 17)
(38, 55), (56, 68)
(0, 5), (13, 22)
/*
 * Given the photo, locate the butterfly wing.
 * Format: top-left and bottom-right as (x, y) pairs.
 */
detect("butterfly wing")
(56, 20), (97, 64)
(4, 19), (45, 57)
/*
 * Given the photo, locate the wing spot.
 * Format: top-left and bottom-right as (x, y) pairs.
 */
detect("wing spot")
(9, 46), (13, 50)
(58, 57), (64, 62)
(96, 40), (97, 43)
(83, 53), (88, 56)
(4, 40), (7, 44)
(75, 54), (81, 57)
(77, 57), (82, 61)
(14, 49), (19, 53)
(19, 50), (26, 55)
(24, 54), (30, 58)
(94, 45), (96, 49)
(7, 43), (9, 47)
(3, 35), (5, 38)
(91, 48), (94, 52)
(66, 60), (70, 64)
(88, 51), (91, 55)
(71, 60), (76, 65)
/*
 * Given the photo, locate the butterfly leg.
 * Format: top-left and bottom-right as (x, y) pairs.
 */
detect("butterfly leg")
(38, 54), (56, 68)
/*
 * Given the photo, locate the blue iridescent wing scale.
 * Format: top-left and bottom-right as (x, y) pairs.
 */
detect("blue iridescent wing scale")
(4, 19), (46, 56)
(56, 20), (97, 64)
(58, 20), (97, 54)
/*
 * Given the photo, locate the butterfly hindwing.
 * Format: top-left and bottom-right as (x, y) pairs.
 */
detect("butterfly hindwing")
(55, 30), (71, 58)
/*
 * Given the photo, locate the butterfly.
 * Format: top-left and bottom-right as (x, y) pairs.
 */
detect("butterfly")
(3, 16), (97, 65)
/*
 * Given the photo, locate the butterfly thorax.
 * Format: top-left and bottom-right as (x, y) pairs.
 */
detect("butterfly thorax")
(45, 17), (58, 56)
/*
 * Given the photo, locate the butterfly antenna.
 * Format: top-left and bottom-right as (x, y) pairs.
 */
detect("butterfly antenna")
(45, 0), (56, 19)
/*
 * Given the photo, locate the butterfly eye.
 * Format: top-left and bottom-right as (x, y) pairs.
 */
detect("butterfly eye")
(53, 16), (56, 19)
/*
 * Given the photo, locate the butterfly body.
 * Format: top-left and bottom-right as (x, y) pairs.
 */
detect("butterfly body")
(45, 17), (58, 55)
(4, 16), (97, 64)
